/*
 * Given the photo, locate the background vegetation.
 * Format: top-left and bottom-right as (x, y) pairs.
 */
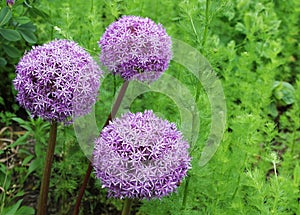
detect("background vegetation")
(0, 0), (299, 214)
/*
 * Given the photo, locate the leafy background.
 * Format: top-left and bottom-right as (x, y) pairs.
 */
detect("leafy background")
(0, 0), (299, 214)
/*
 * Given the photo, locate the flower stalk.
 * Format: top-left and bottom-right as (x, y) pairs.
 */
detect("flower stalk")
(121, 198), (133, 215)
(73, 81), (129, 215)
(182, 176), (190, 208)
(37, 121), (58, 215)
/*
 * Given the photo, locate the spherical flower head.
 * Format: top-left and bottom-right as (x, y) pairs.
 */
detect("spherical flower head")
(93, 110), (191, 199)
(99, 16), (172, 82)
(13, 39), (102, 123)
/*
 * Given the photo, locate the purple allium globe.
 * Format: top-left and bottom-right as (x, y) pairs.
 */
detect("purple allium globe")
(13, 39), (102, 122)
(99, 16), (172, 82)
(93, 110), (191, 199)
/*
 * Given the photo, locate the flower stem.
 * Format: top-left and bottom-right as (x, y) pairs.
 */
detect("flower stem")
(73, 81), (129, 215)
(121, 198), (133, 215)
(181, 175), (190, 208)
(201, 0), (210, 51)
(37, 121), (58, 215)
(72, 162), (93, 215)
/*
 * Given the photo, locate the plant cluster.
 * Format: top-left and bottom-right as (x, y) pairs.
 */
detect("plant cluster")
(1, 0), (299, 214)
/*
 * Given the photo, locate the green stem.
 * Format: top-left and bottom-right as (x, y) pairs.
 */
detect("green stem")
(182, 176), (190, 208)
(37, 121), (58, 215)
(291, 126), (296, 154)
(0, 165), (8, 214)
(113, 75), (117, 97)
(195, 0), (210, 102)
(73, 81), (129, 215)
(121, 198), (133, 215)
(231, 154), (247, 201)
(90, 0), (94, 12)
(195, 83), (201, 104)
(201, 0), (210, 51)
(272, 160), (279, 212)
(189, 14), (200, 45)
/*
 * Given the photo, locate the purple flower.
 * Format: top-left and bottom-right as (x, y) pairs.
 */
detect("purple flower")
(99, 16), (172, 82)
(93, 110), (191, 199)
(13, 39), (102, 122)
(6, 0), (14, 7)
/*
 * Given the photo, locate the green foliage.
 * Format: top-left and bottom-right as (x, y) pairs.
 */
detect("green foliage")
(0, 0), (41, 113)
(1, 199), (34, 215)
(272, 81), (295, 106)
(137, 0), (300, 214)
(1, 0), (300, 214)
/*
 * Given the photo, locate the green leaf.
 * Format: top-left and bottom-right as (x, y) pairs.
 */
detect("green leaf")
(268, 102), (278, 118)
(13, 16), (31, 24)
(14, 191), (25, 198)
(0, 96), (4, 105)
(18, 29), (37, 43)
(12, 117), (27, 125)
(235, 22), (246, 33)
(294, 164), (300, 185)
(25, 159), (42, 178)
(273, 81), (295, 105)
(0, 163), (6, 174)
(0, 57), (7, 66)
(2, 44), (21, 58)
(8, 132), (30, 148)
(17, 22), (36, 32)
(22, 155), (34, 166)
(0, 7), (12, 26)
(15, 206), (35, 215)
(29, 7), (50, 20)
(2, 199), (23, 215)
(0, 28), (21, 41)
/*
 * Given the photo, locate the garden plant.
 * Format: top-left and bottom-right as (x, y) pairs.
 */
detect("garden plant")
(0, 0), (299, 215)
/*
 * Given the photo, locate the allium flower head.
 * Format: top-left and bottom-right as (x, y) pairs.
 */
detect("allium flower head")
(99, 16), (172, 82)
(13, 39), (102, 122)
(93, 110), (191, 199)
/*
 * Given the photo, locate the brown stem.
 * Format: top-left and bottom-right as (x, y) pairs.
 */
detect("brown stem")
(73, 81), (129, 215)
(37, 121), (58, 215)
(72, 162), (93, 215)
